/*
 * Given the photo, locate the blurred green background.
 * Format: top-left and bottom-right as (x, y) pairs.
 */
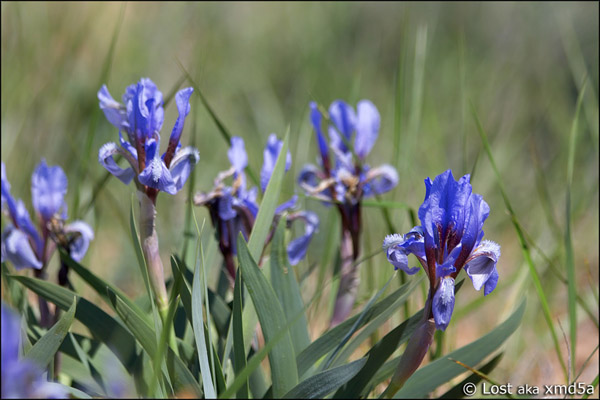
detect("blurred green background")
(1, 1), (598, 395)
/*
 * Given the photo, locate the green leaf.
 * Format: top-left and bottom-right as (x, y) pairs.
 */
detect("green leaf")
(240, 131), (290, 359)
(334, 309), (424, 398)
(283, 358), (367, 399)
(219, 303), (308, 399)
(237, 234), (299, 397)
(394, 298), (526, 398)
(192, 254), (217, 398)
(565, 82), (587, 375)
(270, 218), (310, 355)
(60, 249), (151, 325)
(296, 278), (418, 377)
(107, 288), (202, 396)
(26, 296), (77, 369)
(232, 267), (249, 398)
(12, 276), (138, 368)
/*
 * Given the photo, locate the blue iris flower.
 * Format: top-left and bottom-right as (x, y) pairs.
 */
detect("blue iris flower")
(195, 135), (318, 278)
(298, 100), (398, 204)
(98, 78), (199, 196)
(1, 303), (68, 398)
(383, 170), (500, 331)
(1, 161), (94, 270)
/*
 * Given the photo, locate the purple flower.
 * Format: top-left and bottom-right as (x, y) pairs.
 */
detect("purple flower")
(195, 135), (317, 277)
(383, 170), (500, 330)
(1, 303), (68, 398)
(1, 161), (94, 270)
(98, 78), (199, 196)
(298, 100), (397, 205)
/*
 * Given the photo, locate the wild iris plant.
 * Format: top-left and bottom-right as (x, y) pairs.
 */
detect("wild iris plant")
(98, 78), (198, 312)
(1, 303), (68, 398)
(1, 160), (94, 326)
(195, 134), (318, 282)
(382, 170), (500, 396)
(298, 100), (398, 326)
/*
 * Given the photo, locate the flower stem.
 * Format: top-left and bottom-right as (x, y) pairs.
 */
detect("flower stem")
(137, 191), (169, 312)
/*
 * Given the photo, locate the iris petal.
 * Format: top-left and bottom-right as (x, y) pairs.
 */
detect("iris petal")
(218, 189), (237, 221)
(98, 143), (135, 184)
(310, 102), (329, 164)
(365, 164), (398, 195)
(260, 134), (291, 192)
(1, 227), (42, 270)
(64, 221), (94, 262)
(228, 136), (248, 175)
(98, 85), (127, 130)
(287, 211), (319, 266)
(169, 146), (200, 193)
(168, 87), (194, 146)
(31, 159), (68, 221)
(354, 100), (380, 160)
(464, 240), (500, 291)
(328, 100), (356, 150)
(275, 195), (298, 215)
(432, 277), (455, 331)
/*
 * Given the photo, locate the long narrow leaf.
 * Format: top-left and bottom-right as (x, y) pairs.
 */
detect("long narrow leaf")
(107, 288), (202, 396)
(565, 82), (587, 375)
(283, 358), (367, 399)
(237, 234), (299, 397)
(192, 253), (217, 398)
(26, 297), (77, 369)
(270, 219), (310, 355)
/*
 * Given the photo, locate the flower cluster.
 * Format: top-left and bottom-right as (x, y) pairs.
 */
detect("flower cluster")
(1, 303), (68, 398)
(383, 170), (500, 330)
(98, 78), (199, 200)
(1, 160), (94, 270)
(298, 100), (398, 206)
(194, 134), (318, 279)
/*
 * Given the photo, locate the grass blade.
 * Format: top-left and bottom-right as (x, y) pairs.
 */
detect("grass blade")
(270, 218), (311, 355)
(237, 233), (299, 397)
(283, 358), (367, 399)
(192, 250), (217, 398)
(232, 267), (249, 398)
(565, 82), (587, 375)
(26, 296), (76, 369)
(107, 288), (202, 396)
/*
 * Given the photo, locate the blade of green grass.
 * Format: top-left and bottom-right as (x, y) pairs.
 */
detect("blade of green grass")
(192, 245), (217, 398)
(270, 218), (311, 355)
(565, 81), (587, 376)
(237, 234), (299, 397)
(107, 288), (202, 396)
(471, 103), (568, 379)
(232, 266), (249, 398)
(9, 275), (148, 393)
(296, 278), (418, 377)
(60, 249), (151, 325)
(283, 358), (367, 399)
(25, 296), (76, 369)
